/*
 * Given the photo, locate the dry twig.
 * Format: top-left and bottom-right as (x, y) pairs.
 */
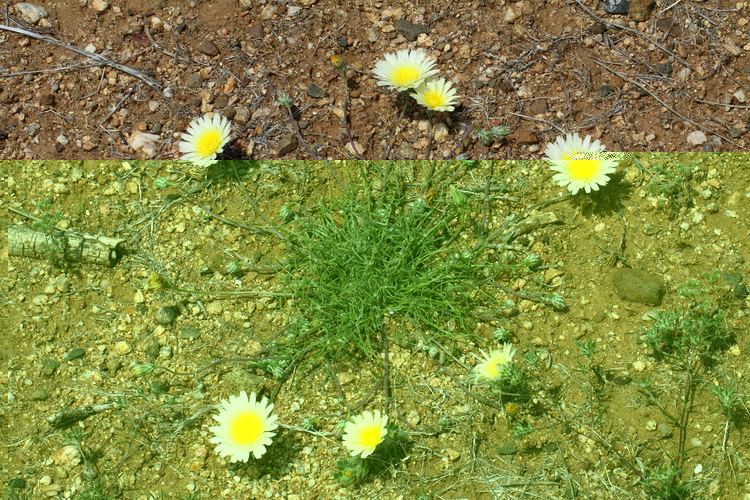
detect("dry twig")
(0, 24), (162, 91)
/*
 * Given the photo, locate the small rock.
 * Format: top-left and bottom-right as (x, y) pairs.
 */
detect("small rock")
(612, 268), (665, 306)
(395, 142), (416, 159)
(187, 73), (203, 89)
(234, 106), (250, 125)
(198, 40), (220, 57)
(40, 94), (56, 106)
(497, 443), (519, 455)
(126, 131), (159, 158)
(733, 89), (747, 104)
(25, 123), (41, 137)
(113, 341), (132, 356)
(306, 83), (328, 98)
(105, 358), (121, 373)
(30, 388), (50, 401)
(90, 0), (109, 12)
(628, 0), (655, 21)
(504, 6), (519, 22)
(206, 301), (223, 315)
(611, 374), (632, 385)
(64, 348), (86, 362)
(528, 98), (548, 115)
(602, 0), (629, 14)
(41, 359), (61, 377)
(214, 94), (228, 109)
(53, 445), (82, 469)
(14, 3), (47, 24)
(511, 129), (540, 145)
(632, 360), (646, 372)
(155, 306), (178, 326)
(248, 22), (264, 39)
(544, 268), (564, 283)
(346, 141), (364, 156)
(646, 420), (657, 431)
(445, 448), (460, 461)
(406, 410), (421, 426)
(395, 19), (428, 41)
(658, 423), (673, 439)
(433, 123), (449, 142)
(276, 133), (298, 156)
(133, 290), (145, 304)
(722, 271), (744, 285)
(723, 39), (742, 57)
(260, 4), (277, 19)
(687, 130), (707, 146)
(287, 5), (301, 16)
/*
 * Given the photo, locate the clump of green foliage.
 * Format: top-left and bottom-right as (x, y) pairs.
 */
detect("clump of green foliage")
(643, 302), (732, 366)
(282, 163), (489, 363)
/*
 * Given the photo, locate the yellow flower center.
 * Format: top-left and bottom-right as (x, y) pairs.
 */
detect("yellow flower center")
(195, 129), (223, 158)
(566, 160), (600, 181)
(358, 424), (383, 450)
(390, 65), (420, 87)
(561, 151), (600, 181)
(423, 90), (446, 109)
(229, 411), (263, 445)
(482, 361), (500, 379)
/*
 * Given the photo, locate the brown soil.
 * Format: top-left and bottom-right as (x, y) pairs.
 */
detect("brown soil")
(1, 0), (749, 160)
(1, 158), (749, 498)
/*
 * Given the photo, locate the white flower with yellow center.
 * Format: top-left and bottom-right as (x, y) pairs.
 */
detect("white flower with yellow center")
(373, 49), (439, 92)
(342, 410), (388, 458)
(412, 78), (460, 112)
(543, 133), (619, 195)
(474, 343), (516, 383)
(209, 391), (278, 462)
(178, 113), (232, 166)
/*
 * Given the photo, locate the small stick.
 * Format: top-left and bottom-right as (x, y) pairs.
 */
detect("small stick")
(570, 0), (691, 69)
(46, 402), (117, 429)
(198, 205), (288, 241)
(383, 331), (392, 415)
(426, 111), (434, 160)
(325, 362), (350, 409)
(341, 73), (363, 159)
(8, 224), (126, 266)
(280, 99), (321, 160)
(0, 24), (162, 91)
(591, 58), (746, 149)
(100, 86), (137, 126)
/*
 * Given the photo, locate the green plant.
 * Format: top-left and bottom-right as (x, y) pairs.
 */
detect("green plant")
(282, 164), (488, 364)
(639, 158), (695, 217)
(476, 124), (510, 146)
(643, 303), (732, 366)
(640, 461), (694, 500)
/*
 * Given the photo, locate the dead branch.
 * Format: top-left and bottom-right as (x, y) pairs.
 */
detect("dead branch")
(0, 24), (162, 91)
(8, 225), (126, 266)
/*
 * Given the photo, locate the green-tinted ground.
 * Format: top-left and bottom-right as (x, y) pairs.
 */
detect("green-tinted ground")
(1, 157), (749, 499)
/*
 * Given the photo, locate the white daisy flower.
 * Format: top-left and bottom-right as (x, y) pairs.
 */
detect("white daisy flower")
(543, 133), (619, 195)
(373, 49), (439, 92)
(178, 113), (232, 166)
(412, 78), (460, 112)
(473, 343), (516, 383)
(342, 410), (388, 458)
(209, 391), (279, 462)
